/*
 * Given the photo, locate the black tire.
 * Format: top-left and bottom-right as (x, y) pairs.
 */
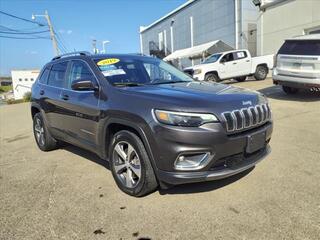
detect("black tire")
(33, 112), (58, 151)
(254, 65), (268, 80)
(235, 76), (247, 82)
(205, 73), (220, 82)
(282, 86), (299, 94)
(109, 130), (158, 197)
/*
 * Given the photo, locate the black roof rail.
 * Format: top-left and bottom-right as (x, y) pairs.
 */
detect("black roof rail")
(52, 51), (91, 61)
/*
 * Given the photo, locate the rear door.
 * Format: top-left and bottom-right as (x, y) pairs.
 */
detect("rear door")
(232, 51), (251, 76)
(44, 61), (69, 139)
(59, 59), (101, 150)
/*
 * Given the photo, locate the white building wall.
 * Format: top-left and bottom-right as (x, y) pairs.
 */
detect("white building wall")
(11, 70), (40, 100)
(257, 0), (320, 55)
(140, 0), (258, 67)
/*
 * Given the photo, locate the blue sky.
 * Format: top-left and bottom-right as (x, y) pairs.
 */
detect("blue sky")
(0, 0), (186, 76)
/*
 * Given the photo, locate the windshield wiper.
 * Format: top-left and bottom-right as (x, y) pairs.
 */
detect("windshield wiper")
(149, 80), (191, 85)
(113, 82), (144, 87)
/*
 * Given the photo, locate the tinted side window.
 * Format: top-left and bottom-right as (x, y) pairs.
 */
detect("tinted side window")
(278, 40), (320, 55)
(67, 60), (95, 88)
(38, 67), (50, 84)
(221, 53), (234, 62)
(47, 62), (68, 88)
(233, 51), (247, 60)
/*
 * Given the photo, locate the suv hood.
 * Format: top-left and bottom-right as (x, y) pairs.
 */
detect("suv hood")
(120, 81), (266, 112)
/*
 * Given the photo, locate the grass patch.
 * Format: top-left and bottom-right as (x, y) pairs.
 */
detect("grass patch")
(0, 85), (13, 93)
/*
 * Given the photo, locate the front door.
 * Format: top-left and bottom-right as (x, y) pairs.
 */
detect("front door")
(219, 53), (236, 79)
(59, 60), (101, 150)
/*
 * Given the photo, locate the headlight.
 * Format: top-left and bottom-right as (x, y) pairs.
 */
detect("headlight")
(154, 109), (218, 127)
(193, 69), (202, 74)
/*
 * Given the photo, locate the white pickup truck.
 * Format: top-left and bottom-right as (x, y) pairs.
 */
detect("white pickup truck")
(184, 49), (274, 82)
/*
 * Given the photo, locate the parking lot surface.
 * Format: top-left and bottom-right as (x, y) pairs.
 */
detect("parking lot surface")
(1, 79), (319, 240)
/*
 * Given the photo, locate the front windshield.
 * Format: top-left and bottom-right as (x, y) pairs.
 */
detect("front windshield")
(94, 57), (193, 86)
(203, 54), (222, 64)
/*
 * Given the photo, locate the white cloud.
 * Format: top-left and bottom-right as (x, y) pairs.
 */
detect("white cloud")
(25, 50), (38, 55)
(58, 29), (72, 35)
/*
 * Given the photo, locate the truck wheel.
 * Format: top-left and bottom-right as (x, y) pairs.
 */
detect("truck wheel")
(205, 73), (220, 82)
(282, 86), (299, 94)
(254, 65), (268, 80)
(235, 76), (247, 82)
(109, 130), (158, 197)
(33, 112), (59, 151)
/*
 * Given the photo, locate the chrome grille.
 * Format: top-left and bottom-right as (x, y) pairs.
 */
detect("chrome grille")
(222, 104), (271, 132)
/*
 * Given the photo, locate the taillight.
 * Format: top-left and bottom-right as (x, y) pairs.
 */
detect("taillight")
(274, 54), (278, 68)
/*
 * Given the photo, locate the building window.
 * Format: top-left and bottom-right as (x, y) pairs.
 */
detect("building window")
(158, 32), (164, 51)
(19, 78), (22, 81)
(30, 78), (34, 81)
(25, 78), (28, 81)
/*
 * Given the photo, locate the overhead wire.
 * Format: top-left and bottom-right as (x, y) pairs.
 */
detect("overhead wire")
(0, 35), (50, 39)
(0, 10), (47, 26)
(0, 11), (71, 54)
(0, 30), (50, 34)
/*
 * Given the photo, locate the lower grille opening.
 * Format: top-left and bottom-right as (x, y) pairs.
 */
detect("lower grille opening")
(210, 147), (266, 171)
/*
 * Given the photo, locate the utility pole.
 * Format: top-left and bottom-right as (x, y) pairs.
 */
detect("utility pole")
(32, 10), (59, 56)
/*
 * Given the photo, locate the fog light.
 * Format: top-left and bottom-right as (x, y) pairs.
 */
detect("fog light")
(174, 152), (213, 171)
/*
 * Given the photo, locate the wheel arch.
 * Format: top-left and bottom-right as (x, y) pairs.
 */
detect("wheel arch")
(31, 102), (41, 119)
(256, 63), (269, 71)
(205, 71), (219, 78)
(100, 117), (159, 179)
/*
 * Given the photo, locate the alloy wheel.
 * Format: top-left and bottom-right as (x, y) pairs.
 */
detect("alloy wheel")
(112, 141), (141, 188)
(34, 117), (45, 146)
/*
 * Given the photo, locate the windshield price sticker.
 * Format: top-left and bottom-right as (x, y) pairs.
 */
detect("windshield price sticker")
(97, 58), (120, 66)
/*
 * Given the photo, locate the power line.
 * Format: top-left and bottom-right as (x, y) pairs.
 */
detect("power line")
(0, 10), (46, 26)
(0, 35), (50, 39)
(0, 25), (43, 32)
(54, 30), (69, 53)
(0, 30), (50, 34)
(0, 24), (48, 33)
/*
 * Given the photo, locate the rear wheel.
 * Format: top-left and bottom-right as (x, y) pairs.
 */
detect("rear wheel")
(109, 130), (158, 197)
(254, 65), (268, 80)
(234, 76), (247, 82)
(282, 86), (299, 94)
(205, 73), (220, 82)
(33, 112), (58, 151)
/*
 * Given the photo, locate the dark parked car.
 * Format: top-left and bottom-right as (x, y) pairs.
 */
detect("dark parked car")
(31, 52), (273, 197)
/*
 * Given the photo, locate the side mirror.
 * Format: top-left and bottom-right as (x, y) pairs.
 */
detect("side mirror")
(71, 79), (98, 91)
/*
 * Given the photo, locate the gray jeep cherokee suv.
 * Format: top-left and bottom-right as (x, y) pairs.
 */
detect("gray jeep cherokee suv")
(31, 52), (273, 196)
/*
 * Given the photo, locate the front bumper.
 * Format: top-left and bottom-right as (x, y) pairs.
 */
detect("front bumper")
(149, 120), (273, 185)
(158, 145), (270, 185)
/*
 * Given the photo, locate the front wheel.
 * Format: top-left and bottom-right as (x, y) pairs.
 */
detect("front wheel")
(205, 73), (220, 82)
(282, 86), (299, 94)
(254, 65), (268, 80)
(109, 130), (158, 197)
